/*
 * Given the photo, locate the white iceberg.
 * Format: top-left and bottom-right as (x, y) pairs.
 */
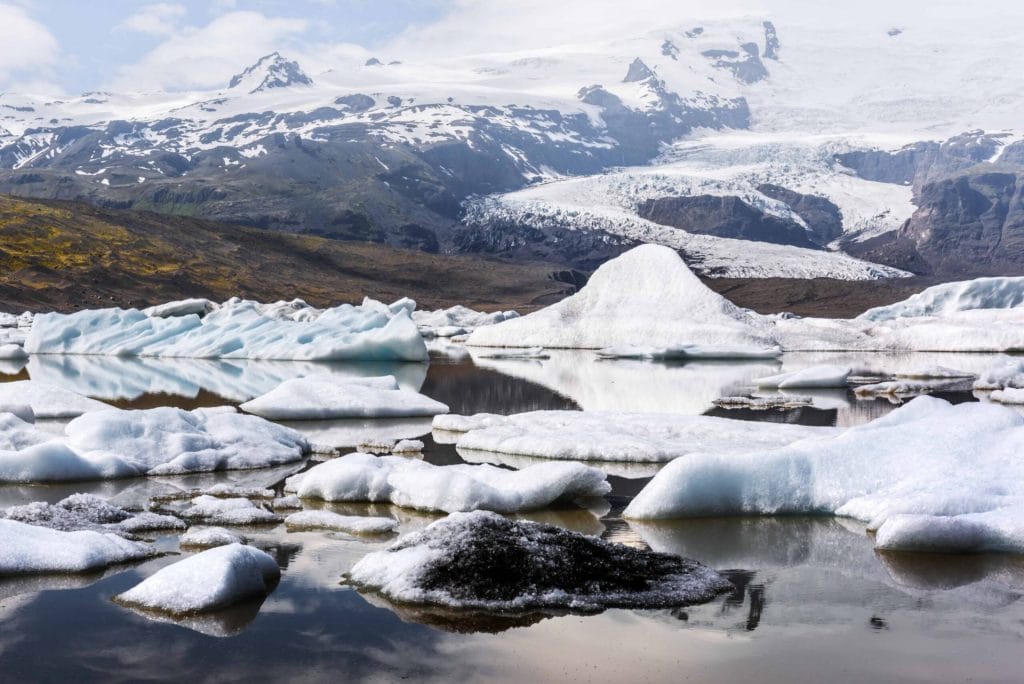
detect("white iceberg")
(115, 543), (280, 614)
(989, 388), (1024, 404)
(413, 305), (518, 338)
(181, 496), (281, 525)
(179, 527), (246, 549)
(25, 297), (427, 362)
(239, 375), (448, 420)
(0, 344), (27, 360)
(285, 452), (610, 514)
(755, 364), (851, 389)
(0, 519), (152, 574)
(467, 245), (774, 350)
(0, 381), (110, 418)
(143, 298), (218, 318)
(596, 345), (780, 360)
(0, 407), (309, 483)
(433, 410), (828, 463)
(973, 360), (1024, 390)
(347, 511), (733, 611)
(875, 508), (1024, 554)
(467, 245), (1024, 353)
(624, 397), (1024, 554)
(283, 510), (397, 534)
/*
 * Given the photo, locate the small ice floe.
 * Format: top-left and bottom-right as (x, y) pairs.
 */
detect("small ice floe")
(271, 495), (302, 510)
(474, 346), (550, 360)
(4, 493), (182, 536)
(432, 410), (827, 463)
(623, 396), (1024, 554)
(199, 484), (275, 499)
(115, 544), (280, 614)
(989, 387), (1024, 404)
(26, 297), (427, 362)
(875, 507), (1024, 554)
(0, 406), (309, 483)
(973, 360), (1024, 390)
(596, 345), (780, 360)
(180, 527), (246, 549)
(283, 511), (397, 534)
(894, 365), (976, 380)
(143, 298), (218, 318)
(0, 519), (153, 574)
(357, 437), (424, 455)
(239, 376), (449, 420)
(285, 453), (610, 514)
(755, 365), (851, 389)
(392, 439), (424, 454)
(181, 496), (281, 526)
(413, 306), (518, 338)
(854, 378), (967, 401)
(0, 343), (27, 360)
(712, 394), (813, 410)
(347, 511), (733, 611)
(0, 381), (111, 418)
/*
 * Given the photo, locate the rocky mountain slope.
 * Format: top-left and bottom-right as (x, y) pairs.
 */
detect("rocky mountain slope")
(0, 10), (1022, 278)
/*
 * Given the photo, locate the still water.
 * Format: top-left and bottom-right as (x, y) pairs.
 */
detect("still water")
(0, 349), (1021, 683)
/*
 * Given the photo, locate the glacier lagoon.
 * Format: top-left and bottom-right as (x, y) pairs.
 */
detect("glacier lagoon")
(0, 349), (1022, 683)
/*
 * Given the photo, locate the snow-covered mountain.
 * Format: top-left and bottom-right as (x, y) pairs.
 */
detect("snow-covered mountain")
(1, 13), (1022, 279)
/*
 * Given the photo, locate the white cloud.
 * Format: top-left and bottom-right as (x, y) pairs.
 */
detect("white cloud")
(115, 3), (187, 36)
(108, 11), (308, 92)
(0, 3), (60, 89)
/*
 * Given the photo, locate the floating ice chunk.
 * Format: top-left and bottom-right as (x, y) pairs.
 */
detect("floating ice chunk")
(199, 484), (274, 499)
(0, 412), (47, 452)
(894, 365), (976, 380)
(858, 277), (1024, 321)
(414, 306), (518, 338)
(973, 361), (1024, 390)
(285, 453), (610, 514)
(755, 365), (850, 389)
(596, 344), (780, 360)
(392, 439), (424, 453)
(271, 495), (302, 510)
(0, 381), (110, 418)
(989, 388), (1024, 404)
(347, 511), (733, 611)
(114, 512), (187, 533)
(239, 376), (448, 420)
(284, 510), (397, 534)
(0, 344), (27, 360)
(182, 496), (281, 525)
(467, 245), (775, 350)
(624, 397), (1024, 553)
(434, 410), (828, 463)
(143, 299), (218, 318)
(115, 544), (280, 614)
(26, 298), (427, 361)
(5, 493), (130, 531)
(854, 378), (967, 400)
(474, 347), (549, 360)
(179, 527), (245, 548)
(712, 394), (813, 410)
(875, 508), (1024, 554)
(180, 527), (245, 549)
(0, 519), (152, 574)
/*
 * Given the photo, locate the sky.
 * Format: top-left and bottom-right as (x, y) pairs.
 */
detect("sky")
(0, 0), (1017, 96)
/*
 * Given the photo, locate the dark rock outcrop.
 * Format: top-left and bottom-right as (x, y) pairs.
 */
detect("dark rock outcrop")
(756, 183), (843, 245)
(637, 195), (816, 248)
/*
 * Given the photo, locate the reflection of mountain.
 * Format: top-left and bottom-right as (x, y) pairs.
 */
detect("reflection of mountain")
(421, 361), (579, 415)
(23, 355), (427, 403)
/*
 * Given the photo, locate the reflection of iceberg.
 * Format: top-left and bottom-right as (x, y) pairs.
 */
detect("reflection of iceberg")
(116, 592), (274, 637)
(26, 356), (427, 402)
(456, 447), (664, 480)
(281, 418), (433, 452)
(470, 350), (779, 414)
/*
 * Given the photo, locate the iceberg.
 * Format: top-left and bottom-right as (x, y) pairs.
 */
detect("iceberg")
(347, 511), (734, 611)
(413, 305), (518, 338)
(624, 397), (1024, 554)
(754, 364), (851, 389)
(875, 508), (1024, 554)
(181, 496), (281, 525)
(0, 407), (308, 483)
(239, 375), (448, 420)
(432, 410), (828, 463)
(466, 245), (775, 350)
(179, 527), (246, 549)
(0, 381), (110, 418)
(284, 452), (610, 514)
(467, 245), (1024, 353)
(283, 510), (398, 534)
(115, 543), (280, 614)
(25, 297), (427, 362)
(0, 344), (27, 360)
(0, 519), (152, 574)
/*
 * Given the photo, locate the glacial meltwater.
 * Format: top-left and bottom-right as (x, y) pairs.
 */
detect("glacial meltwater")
(0, 349), (1022, 683)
